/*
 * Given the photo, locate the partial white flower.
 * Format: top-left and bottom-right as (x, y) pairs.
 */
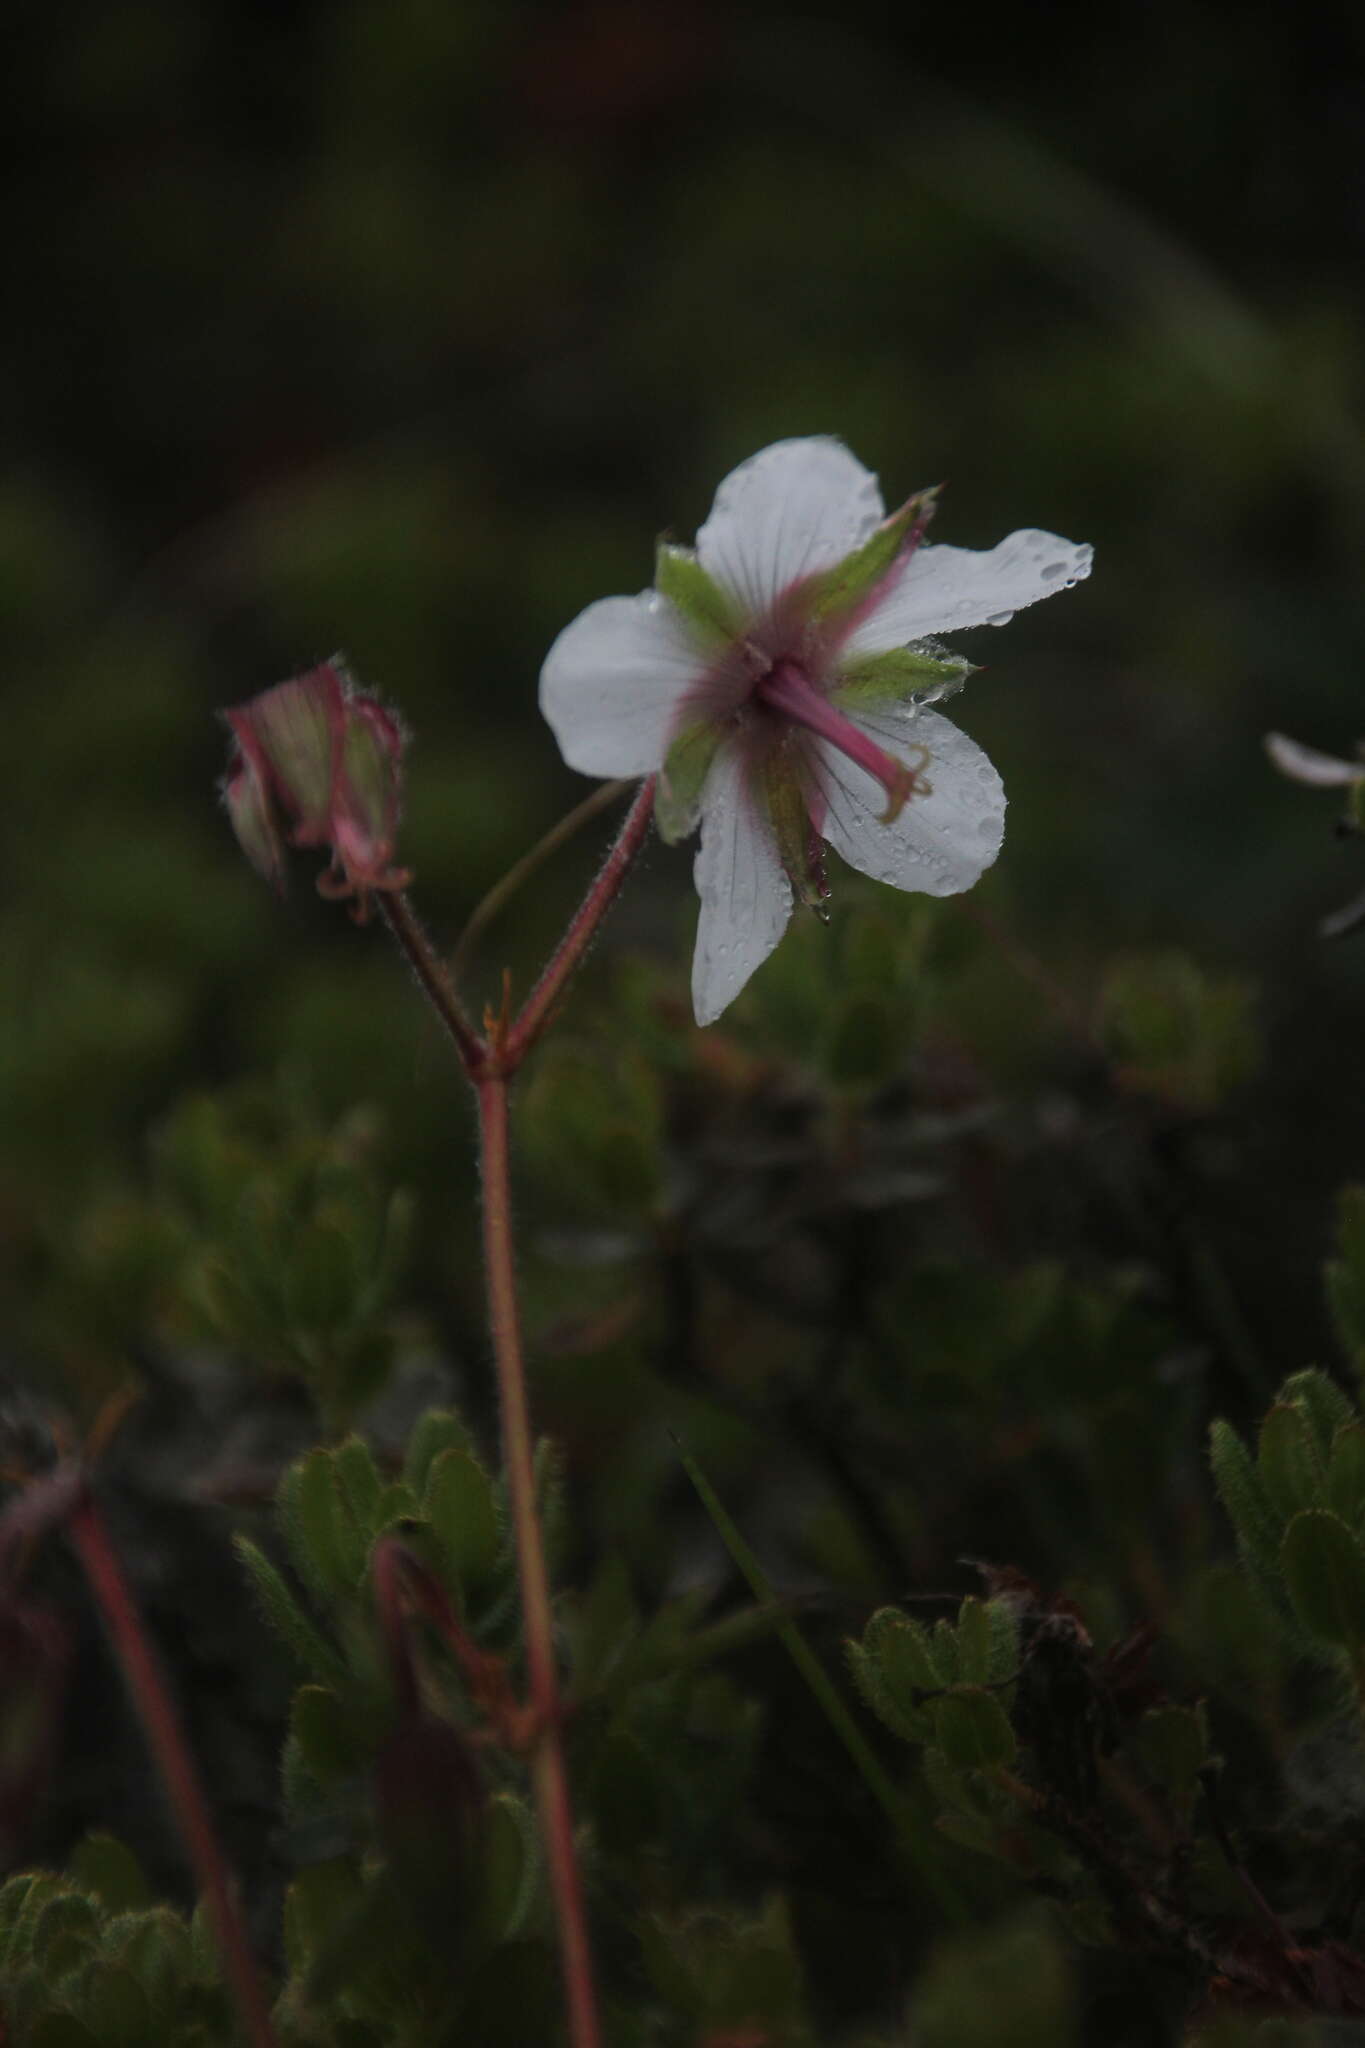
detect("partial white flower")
(1265, 731), (1365, 788)
(540, 437), (1092, 1024)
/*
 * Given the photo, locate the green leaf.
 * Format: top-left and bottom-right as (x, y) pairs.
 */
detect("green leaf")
(284, 1220), (357, 1333)
(832, 644), (974, 709)
(654, 541), (740, 644)
(955, 1597), (995, 1686)
(1134, 1704), (1208, 1823)
(1210, 1419), (1282, 1577)
(853, 1608), (939, 1740)
(279, 1448), (368, 1603)
(655, 718), (724, 845)
(332, 1436), (383, 1530)
(66, 1836), (149, 1914)
(932, 1687), (1017, 1770)
(424, 1448), (502, 1595)
(863, 1605), (941, 1736)
(291, 1684), (370, 1784)
(930, 1618), (961, 1686)
(30, 2018), (102, 2048)
(1280, 1367), (1356, 1453)
(111, 1909), (194, 2009)
(807, 488), (938, 625)
(31, 1892), (99, 1974)
(402, 1409), (473, 1494)
(983, 1598), (1021, 1687)
(1281, 1508), (1365, 1649)
(1258, 1402), (1324, 1519)
(913, 1908), (1079, 2048)
(233, 1535), (348, 1683)
(477, 1793), (541, 1942)
(1328, 1423), (1365, 1528)
(71, 1962), (150, 2048)
(282, 1859), (365, 1976)
(566, 1555), (640, 1694)
(675, 1439), (966, 1921)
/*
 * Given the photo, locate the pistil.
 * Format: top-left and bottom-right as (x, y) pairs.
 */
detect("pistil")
(754, 659), (922, 822)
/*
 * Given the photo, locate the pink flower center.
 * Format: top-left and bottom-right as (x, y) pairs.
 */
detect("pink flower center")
(752, 659), (920, 823)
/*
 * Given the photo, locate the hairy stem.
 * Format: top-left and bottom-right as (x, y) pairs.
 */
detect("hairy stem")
(451, 777), (631, 987)
(476, 1072), (600, 2048)
(507, 777), (655, 1063)
(379, 891), (486, 1069)
(66, 1490), (278, 2048)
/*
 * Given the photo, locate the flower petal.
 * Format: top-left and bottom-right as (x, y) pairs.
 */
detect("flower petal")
(845, 528), (1092, 657)
(812, 705), (1005, 897)
(691, 743), (793, 1025)
(695, 437), (884, 620)
(539, 591), (705, 777)
(1265, 731), (1365, 787)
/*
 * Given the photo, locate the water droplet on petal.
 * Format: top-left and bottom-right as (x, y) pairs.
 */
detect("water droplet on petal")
(976, 816), (996, 839)
(987, 609), (1015, 627)
(1040, 562), (1066, 582)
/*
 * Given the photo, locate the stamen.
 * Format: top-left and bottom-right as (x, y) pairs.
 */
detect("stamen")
(754, 660), (923, 823)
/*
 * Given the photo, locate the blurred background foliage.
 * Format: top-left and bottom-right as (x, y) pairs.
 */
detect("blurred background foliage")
(5, 3), (1365, 2043)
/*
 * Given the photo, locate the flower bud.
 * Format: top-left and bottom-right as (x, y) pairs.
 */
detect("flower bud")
(223, 750), (287, 891)
(220, 657), (409, 915)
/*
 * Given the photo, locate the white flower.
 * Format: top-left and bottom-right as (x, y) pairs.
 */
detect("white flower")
(540, 437), (1092, 1024)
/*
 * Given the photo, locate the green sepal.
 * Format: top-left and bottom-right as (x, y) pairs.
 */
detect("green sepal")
(833, 644), (975, 710)
(807, 487), (939, 626)
(654, 542), (740, 645)
(760, 744), (825, 912)
(655, 719), (724, 844)
(1281, 1507), (1365, 1649)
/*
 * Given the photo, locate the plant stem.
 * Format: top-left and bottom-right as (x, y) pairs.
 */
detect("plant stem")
(66, 1489), (278, 2048)
(379, 891), (485, 1069)
(476, 1071), (601, 2048)
(673, 1435), (967, 1924)
(451, 778), (631, 987)
(507, 776), (655, 1064)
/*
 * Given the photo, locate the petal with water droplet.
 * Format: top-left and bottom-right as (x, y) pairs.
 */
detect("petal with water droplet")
(691, 743), (793, 1024)
(813, 706), (1005, 898)
(539, 590), (706, 777)
(845, 529), (1092, 656)
(695, 438), (885, 621)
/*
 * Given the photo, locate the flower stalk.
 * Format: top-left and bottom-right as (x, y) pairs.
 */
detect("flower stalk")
(64, 1487), (278, 2048)
(370, 776), (656, 2048)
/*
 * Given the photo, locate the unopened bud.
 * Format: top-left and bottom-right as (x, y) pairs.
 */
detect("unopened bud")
(220, 657), (410, 915)
(223, 750), (287, 891)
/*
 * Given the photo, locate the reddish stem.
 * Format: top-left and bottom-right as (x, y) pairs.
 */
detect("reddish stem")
(477, 1072), (601, 2048)
(66, 1489), (277, 2048)
(506, 776), (656, 1063)
(379, 891), (486, 1070)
